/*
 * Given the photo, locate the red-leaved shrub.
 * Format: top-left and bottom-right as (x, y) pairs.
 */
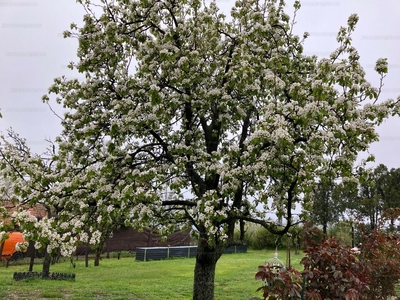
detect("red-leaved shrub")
(255, 221), (400, 300)
(301, 234), (370, 300)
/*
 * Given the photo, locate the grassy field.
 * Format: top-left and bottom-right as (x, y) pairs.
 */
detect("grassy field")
(0, 249), (304, 300)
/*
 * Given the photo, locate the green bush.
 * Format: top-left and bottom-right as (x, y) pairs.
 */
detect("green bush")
(329, 222), (354, 247)
(235, 224), (289, 250)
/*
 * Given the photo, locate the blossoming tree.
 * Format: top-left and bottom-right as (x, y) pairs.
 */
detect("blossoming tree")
(0, 130), (78, 274)
(43, 0), (399, 298)
(0, 129), (125, 270)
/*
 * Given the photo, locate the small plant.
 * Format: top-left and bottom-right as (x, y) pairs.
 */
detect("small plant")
(255, 264), (302, 300)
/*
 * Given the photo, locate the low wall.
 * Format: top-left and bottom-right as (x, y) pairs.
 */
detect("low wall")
(136, 245), (247, 261)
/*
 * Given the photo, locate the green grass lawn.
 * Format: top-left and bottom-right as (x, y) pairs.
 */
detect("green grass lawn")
(0, 249), (304, 300)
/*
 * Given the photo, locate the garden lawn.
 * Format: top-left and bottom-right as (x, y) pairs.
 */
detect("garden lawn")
(0, 249), (304, 300)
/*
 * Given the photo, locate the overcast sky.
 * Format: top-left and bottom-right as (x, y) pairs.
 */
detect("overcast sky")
(0, 0), (399, 169)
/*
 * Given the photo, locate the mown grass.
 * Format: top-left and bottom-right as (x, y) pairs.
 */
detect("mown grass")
(0, 249), (304, 300)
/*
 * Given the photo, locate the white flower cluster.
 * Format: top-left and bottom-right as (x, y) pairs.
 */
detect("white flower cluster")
(10, 211), (78, 257)
(129, 202), (155, 223)
(15, 241), (29, 252)
(60, 240), (77, 257)
(194, 191), (229, 243)
(79, 231), (89, 243)
(89, 230), (102, 245)
(12, 210), (38, 225)
(375, 58), (388, 74)
(0, 231), (8, 243)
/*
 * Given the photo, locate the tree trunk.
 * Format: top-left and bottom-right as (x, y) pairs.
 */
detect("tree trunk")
(322, 223), (327, 235)
(370, 214), (375, 230)
(286, 239), (291, 268)
(239, 220), (245, 242)
(94, 239), (106, 266)
(94, 255), (100, 266)
(52, 250), (61, 265)
(85, 243), (89, 267)
(390, 218), (395, 232)
(193, 240), (223, 300)
(28, 240), (35, 272)
(0, 241), (5, 258)
(94, 247), (101, 266)
(42, 246), (51, 278)
(351, 224), (355, 248)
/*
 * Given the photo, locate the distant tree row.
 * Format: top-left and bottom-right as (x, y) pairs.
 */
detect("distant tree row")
(309, 164), (400, 232)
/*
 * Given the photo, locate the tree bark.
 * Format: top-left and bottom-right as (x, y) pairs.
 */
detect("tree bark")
(42, 246), (51, 278)
(94, 239), (106, 266)
(28, 240), (35, 272)
(94, 255), (100, 266)
(193, 240), (223, 300)
(85, 243), (89, 267)
(94, 247), (101, 266)
(239, 220), (245, 242)
(0, 241), (5, 259)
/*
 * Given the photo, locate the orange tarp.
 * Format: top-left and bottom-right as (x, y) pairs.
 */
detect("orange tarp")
(1, 232), (26, 257)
